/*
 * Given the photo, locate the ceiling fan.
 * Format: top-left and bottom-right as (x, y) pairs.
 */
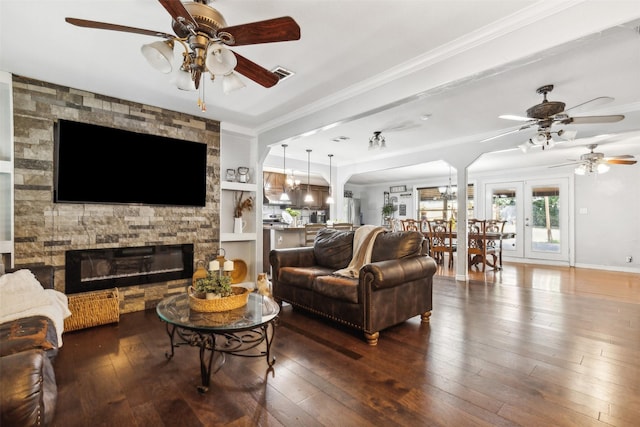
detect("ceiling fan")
(482, 84), (625, 145)
(550, 144), (637, 175)
(65, 0), (300, 110)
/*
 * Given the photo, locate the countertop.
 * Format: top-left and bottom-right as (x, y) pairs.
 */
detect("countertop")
(263, 224), (310, 231)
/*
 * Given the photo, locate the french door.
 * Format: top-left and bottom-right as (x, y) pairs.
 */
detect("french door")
(485, 178), (569, 263)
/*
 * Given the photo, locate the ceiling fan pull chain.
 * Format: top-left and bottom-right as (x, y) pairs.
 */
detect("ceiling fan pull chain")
(198, 76), (206, 112)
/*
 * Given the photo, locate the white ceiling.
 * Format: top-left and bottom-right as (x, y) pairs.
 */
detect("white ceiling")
(1, 1), (639, 186)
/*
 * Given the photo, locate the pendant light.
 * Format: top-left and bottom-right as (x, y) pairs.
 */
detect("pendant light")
(326, 154), (334, 204)
(279, 144), (290, 203)
(304, 149), (314, 203)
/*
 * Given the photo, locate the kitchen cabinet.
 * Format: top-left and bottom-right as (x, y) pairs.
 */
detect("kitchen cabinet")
(262, 172), (329, 209)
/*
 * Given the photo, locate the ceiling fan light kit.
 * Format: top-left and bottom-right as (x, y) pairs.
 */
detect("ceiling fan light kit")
(550, 144), (636, 176)
(66, 0), (300, 111)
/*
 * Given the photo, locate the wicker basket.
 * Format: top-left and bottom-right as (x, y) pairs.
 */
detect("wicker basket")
(188, 286), (250, 312)
(64, 288), (120, 332)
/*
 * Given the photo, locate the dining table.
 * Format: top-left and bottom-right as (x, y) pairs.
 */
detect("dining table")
(421, 230), (516, 270)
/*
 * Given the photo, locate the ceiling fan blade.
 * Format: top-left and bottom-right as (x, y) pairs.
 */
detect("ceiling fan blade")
(158, 0), (198, 30)
(549, 161), (580, 168)
(219, 17), (301, 46)
(481, 124), (533, 143)
(564, 96), (614, 114)
(605, 158), (637, 165)
(233, 52), (279, 88)
(562, 114), (625, 124)
(499, 114), (531, 122)
(65, 17), (174, 39)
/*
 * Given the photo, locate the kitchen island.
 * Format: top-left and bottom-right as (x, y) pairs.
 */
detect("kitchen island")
(262, 225), (308, 274)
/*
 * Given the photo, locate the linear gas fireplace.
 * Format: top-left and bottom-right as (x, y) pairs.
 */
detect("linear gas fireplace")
(65, 244), (194, 294)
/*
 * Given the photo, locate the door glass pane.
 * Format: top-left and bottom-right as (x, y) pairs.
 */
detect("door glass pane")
(530, 185), (560, 253)
(490, 187), (517, 253)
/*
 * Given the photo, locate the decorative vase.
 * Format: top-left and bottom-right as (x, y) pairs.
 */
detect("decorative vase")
(233, 217), (246, 234)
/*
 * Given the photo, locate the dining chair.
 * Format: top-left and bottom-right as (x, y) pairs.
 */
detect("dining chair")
(331, 222), (353, 231)
(485, 219), (506, 269)
(401, 219), (420, 231)
(391, 219), (403, 232)
(304, 223), (326, 247)
(467, 219), (486, 271)
(467, 219), (501, 271)
(427, 219), (456, 268)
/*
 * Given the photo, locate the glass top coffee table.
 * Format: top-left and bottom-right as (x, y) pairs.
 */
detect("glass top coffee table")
(156, 291), (280, 393)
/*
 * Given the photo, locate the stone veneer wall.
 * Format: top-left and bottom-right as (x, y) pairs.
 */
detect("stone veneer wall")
(12, 75), (220, 313)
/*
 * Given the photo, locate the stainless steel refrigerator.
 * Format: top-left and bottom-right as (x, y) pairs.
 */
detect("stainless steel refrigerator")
(343, 196), (361, 226)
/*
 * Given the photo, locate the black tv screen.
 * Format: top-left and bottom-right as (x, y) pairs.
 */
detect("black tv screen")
(54, 120), (207, 206)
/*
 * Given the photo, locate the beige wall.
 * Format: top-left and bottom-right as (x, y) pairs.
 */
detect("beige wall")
(12, 76), (221, 312)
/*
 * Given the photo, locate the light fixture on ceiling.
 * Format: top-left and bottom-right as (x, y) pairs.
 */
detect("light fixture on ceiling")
(136, 7), (246, 113)
(304, 149), (314, 203)
(279, 144), (291, 203)
(326, 154), (335, 204)
(438, 167), (457, 200)
(142, 37), (244, 111)
(518, 128), (577, 153)
(369, 131), (386, 150)
(574, 162), (610, 175)
(66, 4), (301, 113)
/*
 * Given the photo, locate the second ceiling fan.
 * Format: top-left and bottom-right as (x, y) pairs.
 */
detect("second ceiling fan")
(482, 84), (625, 148)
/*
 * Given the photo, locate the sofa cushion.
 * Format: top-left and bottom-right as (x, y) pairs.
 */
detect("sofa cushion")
(278, 266), (335, 290)
(371, 231), (423, 263)
(313, 275), (359, 303)
(313, 228), (354, 270)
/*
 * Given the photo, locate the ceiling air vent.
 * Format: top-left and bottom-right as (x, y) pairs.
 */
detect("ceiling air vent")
(271, 66), (295, 81)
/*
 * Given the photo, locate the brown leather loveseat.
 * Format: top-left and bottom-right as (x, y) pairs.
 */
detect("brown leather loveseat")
(270, 228), (437, 345)
(1, 266), (60, 426)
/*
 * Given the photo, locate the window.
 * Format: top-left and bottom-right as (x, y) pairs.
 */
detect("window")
(417, 185), (474, 221)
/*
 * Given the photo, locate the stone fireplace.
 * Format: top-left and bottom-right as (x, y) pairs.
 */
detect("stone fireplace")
(65, 244), (194, 294)
(11, 76), (220, 313)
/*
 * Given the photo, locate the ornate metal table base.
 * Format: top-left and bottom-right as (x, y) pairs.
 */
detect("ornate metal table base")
(163, 319), (278, 393)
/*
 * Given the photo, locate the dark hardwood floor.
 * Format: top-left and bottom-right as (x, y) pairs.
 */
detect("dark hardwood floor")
(51, 264), (640, 426)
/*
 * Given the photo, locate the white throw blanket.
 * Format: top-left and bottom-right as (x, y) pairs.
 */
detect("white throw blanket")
(333, 225), (386, 278)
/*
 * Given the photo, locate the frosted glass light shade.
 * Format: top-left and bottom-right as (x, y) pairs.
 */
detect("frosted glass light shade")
(176, 69), (196, 91)
(141, 41), (174, 74)
(222, 72), (245, 94)
(205, 44), (237, 75)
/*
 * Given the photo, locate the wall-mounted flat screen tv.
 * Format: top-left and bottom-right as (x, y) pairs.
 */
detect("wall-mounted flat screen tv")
(54, 120), (207, 207)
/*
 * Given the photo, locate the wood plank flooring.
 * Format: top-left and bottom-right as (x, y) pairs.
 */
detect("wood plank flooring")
(51, 263), (640, 426)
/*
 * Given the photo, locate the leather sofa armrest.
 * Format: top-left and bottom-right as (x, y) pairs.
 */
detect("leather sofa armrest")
(360, 256), (437, 290)
(6, 265), (55, 289)
(270, 247), (316, 277)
